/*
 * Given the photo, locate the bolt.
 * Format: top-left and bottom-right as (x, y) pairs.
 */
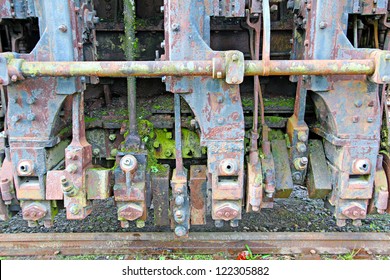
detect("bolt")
(27, 96), (36, 105)
(290, 38), (294, 44)
(164, 150), (172, 157)
(231, 76), (239, 83)
(93, 148), (100, 156)
(216, 71), (223, 79)
(319, 21), (327, 29)
(214, 220), (224, 228)
(231, 54), (239, 61)
(383, 76), (390, 83)
(175, 195), (184, 206)
(160, 6), (164, 13)
(293, 172), (302, 181)
(136, 220), (145, 228)
(354, 100), (362, 108)
(174, 226), (187, 237)
(367, 117), (373, 123)
(217, 96), (224, 103)
(352, 116), (360, 123)
(336, 219), (346, 227)
(296, 142), (307, 153)
(172, 23), (180, 31)
(385, 54), (390, 60)
(352, 219), (362, 227)
(11, 75), (18, 82)
(70, 204), (81, 215)
(161, 76), (166, 83)
(58, 25), (68, 32)
(310, 249), (317, 254)
(27, 113), (36, 121)
(11, 115), (20, 123)
(153, 141), (160, 148)
(175, 210), (184, 219)
(66, 163), (78, 174)
(372, 8), (376, 13)
(230, 220), (239, 228)
(300, 157), (308, 165)
(109, 134), (117, 141)
(270, 4), (278, 12)
(160, 40), (165, 49)
(304, 40), (309, 47)
(298, 131), (308, 142)
(217, 118), (225, 124)
(110, 149), (118, 157)
(93, 16), (100, 24)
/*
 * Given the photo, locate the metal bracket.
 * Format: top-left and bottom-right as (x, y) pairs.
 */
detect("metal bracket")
(369, 50), (390, 84)
(225, 51), (245, 85)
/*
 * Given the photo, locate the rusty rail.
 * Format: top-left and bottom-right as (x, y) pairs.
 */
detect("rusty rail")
(0, 232), (389, 256)
(16, 59), (375, 78)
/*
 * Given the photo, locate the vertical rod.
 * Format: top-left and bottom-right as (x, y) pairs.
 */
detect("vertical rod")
(294, 77), (308, 125)
(71, 93), (84, 143)
(174, 94), (184, 175)
(124, 0), (139, 142)
(353, 15), (358, 48)
(262, 0), (271, 76)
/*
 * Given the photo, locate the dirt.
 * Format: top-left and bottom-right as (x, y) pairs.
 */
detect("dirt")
(1, 186), (389, 234)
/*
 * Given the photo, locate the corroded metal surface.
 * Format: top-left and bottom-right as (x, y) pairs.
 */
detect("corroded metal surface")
(0, 232), (390, 256)
(0, 0), (389, 237)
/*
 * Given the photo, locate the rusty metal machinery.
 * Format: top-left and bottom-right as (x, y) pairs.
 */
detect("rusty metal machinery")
(0, 0), (389, 237)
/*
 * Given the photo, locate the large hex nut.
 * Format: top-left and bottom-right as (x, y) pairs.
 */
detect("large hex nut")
(118, 203), (143, 221)
(214, 203), (240, 221)
(22, 203), (47, 221)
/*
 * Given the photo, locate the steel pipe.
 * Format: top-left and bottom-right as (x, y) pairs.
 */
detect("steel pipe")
(17, 59), (375, 78)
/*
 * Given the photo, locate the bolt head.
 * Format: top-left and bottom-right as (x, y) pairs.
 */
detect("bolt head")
(58, 25), (68, 32)
(175, 195), (184, 206)
(319, 21), (327, 29)
(382, 76), (390, 83)
(70, 204), (81, 215)
(174, 226), (187, 237)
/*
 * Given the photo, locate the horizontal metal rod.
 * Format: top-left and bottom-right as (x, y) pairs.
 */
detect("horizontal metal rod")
(1, 232), (389, 256)
(17, 59), (375, 78)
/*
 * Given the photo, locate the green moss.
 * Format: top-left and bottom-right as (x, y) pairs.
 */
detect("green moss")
(264, 97), (295, 108)
(85, 116), (98, 123)
(268, 129), (285, 141)
(265, 116), (286, 123)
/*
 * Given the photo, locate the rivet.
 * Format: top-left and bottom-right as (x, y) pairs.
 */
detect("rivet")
(367, 117), (373, 123)
(352, 116), (360, 123)
(27, 113), (36, 121)
(354, 100), (362, 108)
(70, 204), (81, 215)
(58, 25), (68, 32)
(172, 23), (180, 31)
(382, 76), (390, 83)
(319, 21), (327, 29)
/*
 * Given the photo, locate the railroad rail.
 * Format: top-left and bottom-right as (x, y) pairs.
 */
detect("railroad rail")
(0, 232), (390, 256)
